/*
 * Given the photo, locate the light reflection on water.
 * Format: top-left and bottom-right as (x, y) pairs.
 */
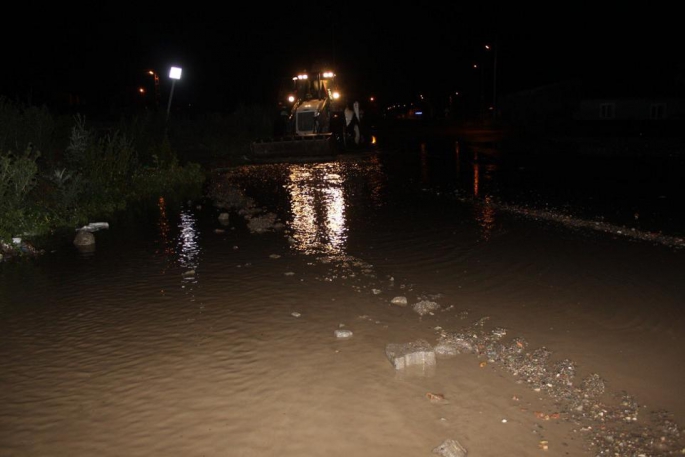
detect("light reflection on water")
(286, 162), (348, 256)
(155, 197), (175, 266)
(177, 208), (201, 272)
(1, 145), (684, 456)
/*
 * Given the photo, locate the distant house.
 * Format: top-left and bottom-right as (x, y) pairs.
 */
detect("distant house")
(500, 75), (685, 138)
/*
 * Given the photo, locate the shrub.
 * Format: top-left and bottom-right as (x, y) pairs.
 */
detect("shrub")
(0, 147), (41, 240)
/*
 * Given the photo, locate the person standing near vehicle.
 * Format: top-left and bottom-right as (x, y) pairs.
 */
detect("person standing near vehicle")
(344, 101), (361, 145)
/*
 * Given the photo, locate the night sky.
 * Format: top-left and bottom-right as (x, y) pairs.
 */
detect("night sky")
(2, 7), (680, 115)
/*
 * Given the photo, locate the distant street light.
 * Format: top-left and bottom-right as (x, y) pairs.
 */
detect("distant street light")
(166, 66), (182, 122)
(485, 43), (498, 118)
(147, 70), (160, 108)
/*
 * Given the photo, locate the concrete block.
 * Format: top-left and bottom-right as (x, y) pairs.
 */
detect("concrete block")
(385, 339), (436, 370)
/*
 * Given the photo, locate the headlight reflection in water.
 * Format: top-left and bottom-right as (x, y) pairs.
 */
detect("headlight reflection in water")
(286, 163), (348, 256)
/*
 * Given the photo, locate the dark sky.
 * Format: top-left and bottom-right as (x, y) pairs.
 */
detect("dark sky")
(2, 7), (681, 113)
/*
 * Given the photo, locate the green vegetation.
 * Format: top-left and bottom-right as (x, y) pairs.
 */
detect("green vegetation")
(0, 97), (208, 257)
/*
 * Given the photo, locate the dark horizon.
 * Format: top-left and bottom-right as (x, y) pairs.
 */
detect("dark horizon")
(2, 9), (682, 117)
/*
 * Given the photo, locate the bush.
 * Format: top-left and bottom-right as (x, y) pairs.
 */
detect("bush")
(0, 107), (206, 251)
(0, 97), (55, 155)
(0, 147), (41, 240)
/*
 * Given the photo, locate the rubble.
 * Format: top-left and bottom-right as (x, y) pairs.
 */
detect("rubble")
(433, 318), (685, 456)
(385, 339), (436, 370)
(432, 438), (467, 457)
(412, 300), (440, 316)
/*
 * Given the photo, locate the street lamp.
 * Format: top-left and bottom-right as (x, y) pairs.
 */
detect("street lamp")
(147, 70), (160, 108)
(485, 44), (497, 118)
(166, 66), (182, 122)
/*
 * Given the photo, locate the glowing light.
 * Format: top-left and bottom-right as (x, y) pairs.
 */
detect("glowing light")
(288, 95), (295, 103)
(332, 91), (340, 99)
(169, 66), (182, 80)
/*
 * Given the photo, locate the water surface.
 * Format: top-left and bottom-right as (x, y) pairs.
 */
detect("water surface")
(1, 136), (683, 456)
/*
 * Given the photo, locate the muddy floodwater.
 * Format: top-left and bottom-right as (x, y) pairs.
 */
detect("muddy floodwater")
(1, 131), (684, 456)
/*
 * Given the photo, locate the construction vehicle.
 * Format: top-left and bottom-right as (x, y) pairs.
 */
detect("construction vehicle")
(250, 69), (347, 163)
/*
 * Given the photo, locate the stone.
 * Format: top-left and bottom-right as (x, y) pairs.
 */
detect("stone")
(385, 339), (436, 370)
(413, 300), (440, 316)
(390, 296), (408, 306)
(432, 439), (467, 457)
(335, 329), (353, 339)
(73, 230), (95, 246)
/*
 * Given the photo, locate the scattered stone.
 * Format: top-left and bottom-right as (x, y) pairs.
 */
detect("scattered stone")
(247, 212), (278, 233)
(390, 296), (408, 306)
(426, 392), (449, 404)
(433, 343), (459, 357)
(218, 212), (229, 224)
(182, 270), (195, 277)
(78, 222), (109, 232)
(432, 438), (467, 457)
(372, 289), (381, 295)
(291, 312), (301, 318)
(73, 230), (95, 246)
(284, 271), (295, 276)
(385, 339), (436, 370)
(335, 329), (353, 339)
(269, 254), (281, 259)
(413, 300), (440, 316)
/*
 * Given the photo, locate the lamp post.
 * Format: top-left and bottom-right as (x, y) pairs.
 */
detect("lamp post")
(147, 70), (160, 108)
(485, 43), (497, 119)
(473, 62), (484, 119)
(166, 66), (182, 122)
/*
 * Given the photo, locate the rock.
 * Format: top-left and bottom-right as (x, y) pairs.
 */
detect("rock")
(432, 438), (467, 457)
(413, 300), (440, 316)
(335, 329), (353, 339)
(247, 212), (277, 233)
(390, 296), (408, 306)
(434, 342), (460, 357)
(218, 212), (230, 225)
(385, 339), (436, 369)
(73, 230), (95, 246)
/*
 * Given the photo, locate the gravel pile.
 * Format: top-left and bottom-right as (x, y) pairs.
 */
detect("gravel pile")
(434, 318), (685, 456)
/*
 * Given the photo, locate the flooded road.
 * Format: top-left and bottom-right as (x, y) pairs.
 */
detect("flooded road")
(1, 134), (684, 456)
